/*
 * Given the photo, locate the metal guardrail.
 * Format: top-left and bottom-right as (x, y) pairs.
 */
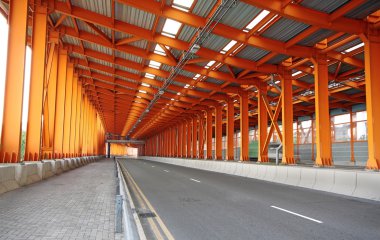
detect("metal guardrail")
(115, 159), (147, 240)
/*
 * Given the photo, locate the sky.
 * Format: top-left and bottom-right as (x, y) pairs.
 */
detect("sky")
(0, 13), (31, 139)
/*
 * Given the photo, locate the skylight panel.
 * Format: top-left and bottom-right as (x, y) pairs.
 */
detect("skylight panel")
(162, 19), (182, 38)
(141, 83), (151, 87)
(193, 74), (201, 80)
(257, 15), (278, 32)
(145, 73), (155, 79)
(139, 90), (147, 93)
(204, 60), (216, 69)
(154, 44), (166, 56)
(220, 40), (237, 54)
(245, 10), (270, 31)
(292, 71), (302, 77)
(344, 42), (364, 53)
(184, 84), (190, 88)
(173, 0), (193, 8)
(149, 60), (161, 69)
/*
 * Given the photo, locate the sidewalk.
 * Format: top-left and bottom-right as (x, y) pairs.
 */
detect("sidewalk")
(0, 159), (122, 240)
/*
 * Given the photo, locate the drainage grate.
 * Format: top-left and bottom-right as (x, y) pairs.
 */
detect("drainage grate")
(136, 208), (156, 218)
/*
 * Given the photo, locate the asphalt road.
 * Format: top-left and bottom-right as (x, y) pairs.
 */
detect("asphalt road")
(121, 158), (380, 240)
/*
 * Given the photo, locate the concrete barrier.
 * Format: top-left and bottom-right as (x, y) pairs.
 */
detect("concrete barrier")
(352, 171), (380, 201)
(285, 167), (301, 186)
(313, 168), (335, 192)
(55, 160), (63, 174)
(298, 168), (317, 189)
(0, 165), (19, 194)
(332, 170), (357, 196)
(37, 161), (55, 180)
(140, 156), (380, 202)
(15, 163), (41, 186)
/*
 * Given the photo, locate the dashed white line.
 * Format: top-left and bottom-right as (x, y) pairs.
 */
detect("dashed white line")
(163, 170), (170, 173)
(270, 206), (323, 224)
(151, 166), (155, 168)
(190, 178), (201, 183)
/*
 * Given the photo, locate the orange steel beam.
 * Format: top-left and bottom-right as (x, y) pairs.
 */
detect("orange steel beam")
(226, 99), (234, 160)
(215, 105), (223, 160)
(25, 4), (48, 161)
(241, 0), (364, 34)
(187, 119), (191, 158)
(198, 114), (204, 159)
(192, 117), (197, 159)
(239, 91), (249, 161)
(53, 49), (68, 158)
(361, 30), (380, 170)
(63, 63), (74, 156)
(313, 55), (333, 166)
(279, 69), (295, 164)
(0, 0), (28, 163)
(206, 109), (213, 160)
(258, 83), (269, 162)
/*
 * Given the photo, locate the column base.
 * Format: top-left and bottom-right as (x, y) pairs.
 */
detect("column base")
(366, 157), (380, 170)
(281, 157), (296, 165)
(315, 157), (333, 166)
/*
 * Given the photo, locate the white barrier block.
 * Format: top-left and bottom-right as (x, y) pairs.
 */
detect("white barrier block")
(15, 163), (41, 186)
(285, 167), (301, 186)
(256, 165), (267, 180)
(62, 159), (70, 171)
(264, 165), (277, 182)
(246, 164), (258, 178)
(352, 172), (380, 201)
(331, 170), (357, 196)
(37, 161), (55, 180)
(298, 168), (317, 189)
(0, 165), (19, 194)
(313, 169), (335, 192)
(235, 163), (244, 176)
(274, 166), (287, 184)
(55, 160), (63, 174)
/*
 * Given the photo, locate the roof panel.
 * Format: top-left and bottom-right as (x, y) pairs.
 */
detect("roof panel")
(201, 34), (230, 52)
(335, 38), (363, 52)
(72, 0), (112, 17)
(205, 77), (224, 85)
(62, 35), (81, 46)
(219, 2), (261, 29)
(235, 46), (270, 62)
(266, 54), (289, 64)
(301, 0), (350, 14)
(192, 0), (218, 18)
(345, 0), (380, 19)
(178, 25), (198, 43)
(115, 2), (156, 30)
(82, 41), (113, 55)
(297, 29), (336, 47)
(115, 50), (143, 64)
(262, 18), (310, 42)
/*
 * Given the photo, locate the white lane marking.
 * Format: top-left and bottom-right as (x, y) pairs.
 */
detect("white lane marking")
(151, 166), (155, 168)
(163, 170), (169, 173)
(270, 206), (323, 224)
(190, 178), (201, 183)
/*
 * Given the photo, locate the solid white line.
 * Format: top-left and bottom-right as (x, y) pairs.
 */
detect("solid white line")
(190, 178), (201, 183)
(151, 166), (155, 168)
(163, 170), (169, 173)
(271, 206), (323, 224)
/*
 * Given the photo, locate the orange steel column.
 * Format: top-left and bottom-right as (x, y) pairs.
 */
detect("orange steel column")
(182, 121), (187, 157)
(53, 49), (68, 158)
(215, 105), (223, 160)
(226, 99), (235, 160)
(361, 31), (380, 169)
(258, 83), (269, 162)
(187, 119), (192, 158)
(178, 124), (182, 157)
(174, 126), (177, 157)
(198, 114), (204, 159)
(69, 74), (78, 156)
(192, 117), (197, 159)
(74, 81), (82, 156)
(313, 55), (332, 166)
(62, 63), (74, 157)
(0, 0), (28, 163)
(24, 5), (48, 161)
(280, 70), (295, 164)
(240, 91), (249, 161)
(206, 110), (213, 159)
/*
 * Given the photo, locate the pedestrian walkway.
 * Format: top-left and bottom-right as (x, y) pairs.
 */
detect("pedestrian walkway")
(0, 159), (122, 240)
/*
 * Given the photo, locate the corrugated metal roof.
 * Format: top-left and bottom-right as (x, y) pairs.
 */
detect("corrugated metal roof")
(192, 0), (218, 18)
(339, 63), (356, 74)
(115, 65), (140, 75)
(328, 33), (350, 47)
(83, 41), (113, 55)
(91, 68), (114, 77)
(345, 0), (380, 19)
(298, 75), (314, 84)
(115, 31), (133, 41)
(354, 52), (364, 61)
(201, 33), (230, 52)
(219, 2), (261, 29)
(328, 62), (339, 74)
(114, 50), (143, 64)
(179, 70), (196, 78)
(128, 39), (149, 49)
(70, 52), (86, 60)
(297, 29), (336, 47)
(235, 46), (270, 61)
(172, 81), (186, 87)
(89, 57), (114, 68)
(178, 25), (198, 42)
(205, 78), (225, 85)
(266, 54), (289, 64)
(262, 18), (310, 42)
(194, 87), (212, 93)
(335, 38), (363, 52)
(72, 0), (112, 17)
(62, 35), (81, 46)
(301, 0), (350, 14)
(117, 76), (139, 84)
(115, 2), (156, 30)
